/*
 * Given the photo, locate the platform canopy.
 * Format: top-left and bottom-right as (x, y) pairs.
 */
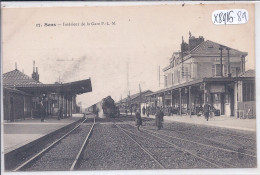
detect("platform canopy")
(3, 69), (92, 96)
(12, 79), (92, 96)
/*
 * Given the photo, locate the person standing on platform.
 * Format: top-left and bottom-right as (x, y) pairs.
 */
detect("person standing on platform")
(130, 106), (133, 116)
(147, 106), (150, 117)
(135, 108), (142, 131)
(117, 107), (120, 117)
(125, 107), (128, 117)
(39, 101), (46, 122)
(58, 106), (63, 120)
(142, 106), (146, 116)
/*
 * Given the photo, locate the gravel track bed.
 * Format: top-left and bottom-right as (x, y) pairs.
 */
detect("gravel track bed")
(119, 124), (256, 168)
(5, 118), (84, 171)
(149, 130), (256, 168)
(141, 125), (256, 168)
(165, 121), (256, 140)
(138, 119), (256, 154)
(162, 122), (256, 153)
(84, 117), (95, 123)
(24, 123), (93, 171)
(118, 124), (217, 169)
(78, 123), (162, 170)
(142, 126), (256, 156)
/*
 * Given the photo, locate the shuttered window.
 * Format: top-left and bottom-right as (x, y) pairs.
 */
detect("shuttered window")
(243, 82), (255, 101)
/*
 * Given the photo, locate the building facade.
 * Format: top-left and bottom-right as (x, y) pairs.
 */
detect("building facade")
(146, 33), (255, 118)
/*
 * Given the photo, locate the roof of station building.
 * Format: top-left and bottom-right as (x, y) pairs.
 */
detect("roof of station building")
(190, 40), (248, 56)
(117, 90), (153, 103)
(239, 69), (255, 78)
(3, 69), (42, 87)
(3, 69), (92, 95)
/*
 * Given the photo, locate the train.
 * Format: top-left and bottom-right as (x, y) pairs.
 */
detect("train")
(86, 96), (119, 118)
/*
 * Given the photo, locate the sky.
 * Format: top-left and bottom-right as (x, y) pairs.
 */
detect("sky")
(2, 4), (255, 108)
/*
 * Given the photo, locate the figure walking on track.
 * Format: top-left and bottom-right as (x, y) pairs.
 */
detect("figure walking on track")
(204, 103), (211, 121)
(135, 108), (142, 131)
(155, 107), (164, 130)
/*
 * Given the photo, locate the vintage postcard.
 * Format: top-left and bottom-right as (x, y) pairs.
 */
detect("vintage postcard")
(1, 2), (257, 175)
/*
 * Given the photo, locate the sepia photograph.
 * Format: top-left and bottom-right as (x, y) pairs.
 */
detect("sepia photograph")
(1, 2), (257, 174)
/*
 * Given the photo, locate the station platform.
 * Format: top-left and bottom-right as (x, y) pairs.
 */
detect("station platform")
(141, 114), (256, 132)
(3, 114), (83, 154)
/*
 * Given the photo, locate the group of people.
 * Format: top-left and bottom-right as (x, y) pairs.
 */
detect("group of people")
(141, 106), (177, 116)
(134, 106), (165, 131)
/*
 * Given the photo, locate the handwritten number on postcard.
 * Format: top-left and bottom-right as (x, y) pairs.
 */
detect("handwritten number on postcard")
(212, 9), (248, 25)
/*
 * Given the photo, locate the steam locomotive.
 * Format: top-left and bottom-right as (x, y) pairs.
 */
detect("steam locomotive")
(87, 96), (119, 118)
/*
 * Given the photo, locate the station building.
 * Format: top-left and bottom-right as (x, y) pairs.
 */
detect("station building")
(3, 62), (92, 121)
(146, 33), (255, 118)
(117, 90), (153, 112)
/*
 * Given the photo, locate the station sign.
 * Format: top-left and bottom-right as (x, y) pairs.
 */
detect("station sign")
(210, 84), (225, 93)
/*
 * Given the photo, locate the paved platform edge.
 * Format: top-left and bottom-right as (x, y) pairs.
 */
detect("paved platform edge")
(4, 118), (83, 154)
(142, 116), (256, 132)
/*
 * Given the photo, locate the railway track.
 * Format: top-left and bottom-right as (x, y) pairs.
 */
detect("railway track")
(13, 117), (95, 171)
(117, 117), (256, 155)
(9, 115), (256, 171)
(116, 120), (256, 168)
(116, 123), (225, 168)
(115, 124), (166, 169)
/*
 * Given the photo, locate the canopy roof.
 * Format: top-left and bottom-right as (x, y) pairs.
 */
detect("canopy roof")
(3, 69), (92, 96)
(14, 79), (92, 96)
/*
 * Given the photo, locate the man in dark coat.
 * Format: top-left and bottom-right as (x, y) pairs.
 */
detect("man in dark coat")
(58, 106), (63, 120)
(204, 103), (211, 121)
(39, 101), (46, 122)
(155, 107), (163, 130)
(147, 106), (150, 117)
(135, 109), (142, 131)
(142, 106), (146, 116)
(130, 106), (133, 116)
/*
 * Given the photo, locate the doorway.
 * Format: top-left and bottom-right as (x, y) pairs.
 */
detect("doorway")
(10, 97), (14, 121)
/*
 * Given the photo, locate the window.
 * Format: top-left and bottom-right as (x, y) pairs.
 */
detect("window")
(164, 75), (168, 87)
(212, 64), (225, 77)
(172, 73), (174, 85)
(215, 64), (221, 76)
(231, 67), (241, 76)
(185, 67), (189, 81)
(243, 82), (255, 101)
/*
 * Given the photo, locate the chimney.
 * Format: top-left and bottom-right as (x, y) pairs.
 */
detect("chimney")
(33, 60), (35, 73)
(15, 62), (17, 70)
(180, 36), (189, 53)
(32, 62), (40, 82)
(188, 33), (204, 51)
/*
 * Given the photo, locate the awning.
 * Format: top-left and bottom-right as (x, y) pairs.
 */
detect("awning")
(146, 77), (239, 97)
(12, 78), (92, 96)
